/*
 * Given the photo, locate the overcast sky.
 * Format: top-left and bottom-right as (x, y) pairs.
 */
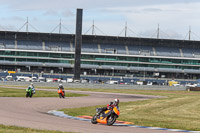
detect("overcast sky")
(0, 0), (200, 40)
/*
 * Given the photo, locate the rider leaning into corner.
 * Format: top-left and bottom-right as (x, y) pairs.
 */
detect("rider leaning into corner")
(27, 83), (36, 94)
(97, 99), (120, 116)
(58, 84), (65, 95)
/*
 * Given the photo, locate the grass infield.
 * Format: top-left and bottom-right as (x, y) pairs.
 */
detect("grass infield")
(59, 89), (200, 131)
(0, 87), (87, 97)
(0, 124), (73, 133)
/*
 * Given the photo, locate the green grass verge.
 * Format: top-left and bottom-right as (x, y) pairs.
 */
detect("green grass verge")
(60, 90), (200, 131)
(0, 87), (88, 97)
(0, 124), (73, 133)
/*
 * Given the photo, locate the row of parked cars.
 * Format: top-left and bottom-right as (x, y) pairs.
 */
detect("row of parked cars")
(1, 75), (77, 83)
(108, 80), (199, 87)
(1, 75), (45, 82)
(1, 75), (198, 87)
(0, 76), (138, 84)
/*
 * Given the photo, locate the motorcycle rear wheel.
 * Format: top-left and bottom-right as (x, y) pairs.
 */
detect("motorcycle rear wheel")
(30, 93), (33, 98)
(91, 115), (98, 124)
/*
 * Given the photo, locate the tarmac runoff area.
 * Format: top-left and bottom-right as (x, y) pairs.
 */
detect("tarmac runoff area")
(0, 87), (197, 133)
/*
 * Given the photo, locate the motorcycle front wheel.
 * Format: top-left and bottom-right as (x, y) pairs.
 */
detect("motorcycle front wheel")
(26, 92), (29, 98)
(59, 93), (62, 98)
(91, 115), (98, 124)
(107, 115), (117, 126)
(63, 92), (65, 98)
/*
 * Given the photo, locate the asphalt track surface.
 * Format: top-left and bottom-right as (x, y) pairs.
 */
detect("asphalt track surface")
(0, 87), (187, 133)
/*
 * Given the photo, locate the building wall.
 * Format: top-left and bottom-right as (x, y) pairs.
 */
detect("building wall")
(0, 31), (200, 79)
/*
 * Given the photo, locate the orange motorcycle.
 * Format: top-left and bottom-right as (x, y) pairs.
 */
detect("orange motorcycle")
(58, 89), (65, 98)
(91, 106), (120, 126)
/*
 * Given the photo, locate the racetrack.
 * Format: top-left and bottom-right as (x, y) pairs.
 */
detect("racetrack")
(0, 88), (187, 133)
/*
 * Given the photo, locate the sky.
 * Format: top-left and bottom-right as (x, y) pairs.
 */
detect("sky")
(0, 0), (200, 40)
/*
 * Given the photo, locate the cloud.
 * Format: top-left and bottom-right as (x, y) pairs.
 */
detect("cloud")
(138, 29), (183, 39)
(61, 10), (75, 17)
(0, 16), (25, 22)
(43, 10), (59, 16)
(1, 0), (200, 38)
(12, 16), (25, 21)
(43, 9), (74, 19)
(142, 8), (163, 13)
(2, 0), (199, 11)
(0, 24), (16, 31)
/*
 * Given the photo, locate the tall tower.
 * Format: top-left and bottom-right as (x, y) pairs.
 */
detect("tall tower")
(74, 9), (83, 80)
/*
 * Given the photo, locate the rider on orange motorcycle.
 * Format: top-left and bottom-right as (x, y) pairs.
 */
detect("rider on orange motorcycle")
(58, 84), (65, 95)
(97, 99), (119, 116)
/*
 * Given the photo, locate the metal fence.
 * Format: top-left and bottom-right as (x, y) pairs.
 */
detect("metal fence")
(0, 81), (186, 91)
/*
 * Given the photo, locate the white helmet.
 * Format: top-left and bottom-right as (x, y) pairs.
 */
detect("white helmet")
(59, 84), (63, 87)
(114, 99), (119, 106)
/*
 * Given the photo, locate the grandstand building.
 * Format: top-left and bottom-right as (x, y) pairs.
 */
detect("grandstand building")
(0, 31), (200, 79)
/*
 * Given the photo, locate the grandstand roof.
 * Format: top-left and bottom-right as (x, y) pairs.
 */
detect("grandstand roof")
(0, 31), (200, 49)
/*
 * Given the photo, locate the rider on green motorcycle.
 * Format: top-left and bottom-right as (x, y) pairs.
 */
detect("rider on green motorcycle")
(26, 83), (35, 94)
(30, 83), (35, 93)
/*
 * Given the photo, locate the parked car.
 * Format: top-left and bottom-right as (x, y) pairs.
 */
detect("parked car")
(38, 77), (46, 82)
(173, 83), (180, 86)
(46, 78), (53, 82)
(185, 83), (197, 87)
(81, 79), (89, 83)
(74, 80), (80, 83)
(60, 80), (66, 83)
(119, 82), (125, 85)
(67, 78), (73, 83)
(53, 78), (58, 82)
(107, 80), (118, 84)
(147, 81), (153, 85)
(6, 75), (13, 81)
(16, 76), (25, 82)
(31, 77), (38, 82)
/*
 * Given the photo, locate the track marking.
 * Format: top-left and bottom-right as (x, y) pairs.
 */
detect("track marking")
(48, 110), (200, 133)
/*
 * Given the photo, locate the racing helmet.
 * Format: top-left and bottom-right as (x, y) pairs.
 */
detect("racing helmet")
(114, 99), (119, 106)
(59, 84), (63, 88)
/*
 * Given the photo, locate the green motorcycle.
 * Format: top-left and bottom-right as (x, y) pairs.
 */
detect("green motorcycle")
(26, 87), (35, 98)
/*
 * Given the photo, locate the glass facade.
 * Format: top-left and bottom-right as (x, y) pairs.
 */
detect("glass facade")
(0, 50), (200, 70)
